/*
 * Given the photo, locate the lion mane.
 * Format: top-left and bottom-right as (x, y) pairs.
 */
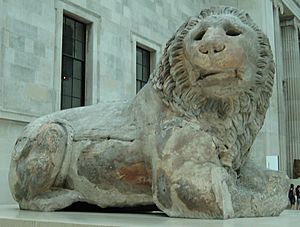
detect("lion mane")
(150, 6), (275, 170)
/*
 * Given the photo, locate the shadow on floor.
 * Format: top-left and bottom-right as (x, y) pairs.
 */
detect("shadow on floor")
(59, 201), (165, 215)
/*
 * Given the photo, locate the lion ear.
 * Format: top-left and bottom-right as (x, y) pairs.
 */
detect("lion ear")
(245, 13), (250, 20)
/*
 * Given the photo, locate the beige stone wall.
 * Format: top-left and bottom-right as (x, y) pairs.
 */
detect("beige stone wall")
(0, 119), (27, 204)
(0, 0), (203, 117)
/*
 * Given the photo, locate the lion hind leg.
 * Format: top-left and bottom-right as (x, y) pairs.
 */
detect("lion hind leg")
(9, 122), (69, 206)
(19, 188), (83, 211)
(231, 163), (289, 217)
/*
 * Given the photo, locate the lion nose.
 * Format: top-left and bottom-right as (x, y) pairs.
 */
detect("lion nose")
(198, 41), (225, 54)
(197, 27), (226, 55)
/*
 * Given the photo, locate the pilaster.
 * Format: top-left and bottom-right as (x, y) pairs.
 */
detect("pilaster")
(280, 16), (300, 177)
(273, 1), (287, 173)
(273, 0), (284, 14)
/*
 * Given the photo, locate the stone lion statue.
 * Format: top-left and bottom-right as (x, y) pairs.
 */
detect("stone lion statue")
(9, 6), (288, 219)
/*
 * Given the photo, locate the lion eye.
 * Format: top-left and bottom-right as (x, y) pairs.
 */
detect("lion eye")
(226, 29), (241, 36)
(194, 30), (206, 41)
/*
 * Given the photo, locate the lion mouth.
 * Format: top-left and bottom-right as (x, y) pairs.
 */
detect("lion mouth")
(197, 69), (239, 81)
(197, 71), (222, 81)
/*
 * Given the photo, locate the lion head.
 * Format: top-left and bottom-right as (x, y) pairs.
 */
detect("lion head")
(150, 6), (275, 171)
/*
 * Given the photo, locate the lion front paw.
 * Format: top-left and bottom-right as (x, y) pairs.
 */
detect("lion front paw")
(153, 163), (234, 219)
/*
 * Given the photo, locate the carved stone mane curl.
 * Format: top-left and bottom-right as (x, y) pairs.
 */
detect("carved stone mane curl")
(150, 6), (275, 170)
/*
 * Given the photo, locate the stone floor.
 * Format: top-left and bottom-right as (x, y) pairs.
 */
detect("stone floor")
(0, 205), (300, 227)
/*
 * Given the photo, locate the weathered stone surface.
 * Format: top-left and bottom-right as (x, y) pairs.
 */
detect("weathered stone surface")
(9, 6), (288, 218)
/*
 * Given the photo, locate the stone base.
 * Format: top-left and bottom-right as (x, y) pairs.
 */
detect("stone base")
(0, 205), (299, 227)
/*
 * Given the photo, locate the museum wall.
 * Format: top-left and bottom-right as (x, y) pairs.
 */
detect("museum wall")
(0, 0), (281, 204)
